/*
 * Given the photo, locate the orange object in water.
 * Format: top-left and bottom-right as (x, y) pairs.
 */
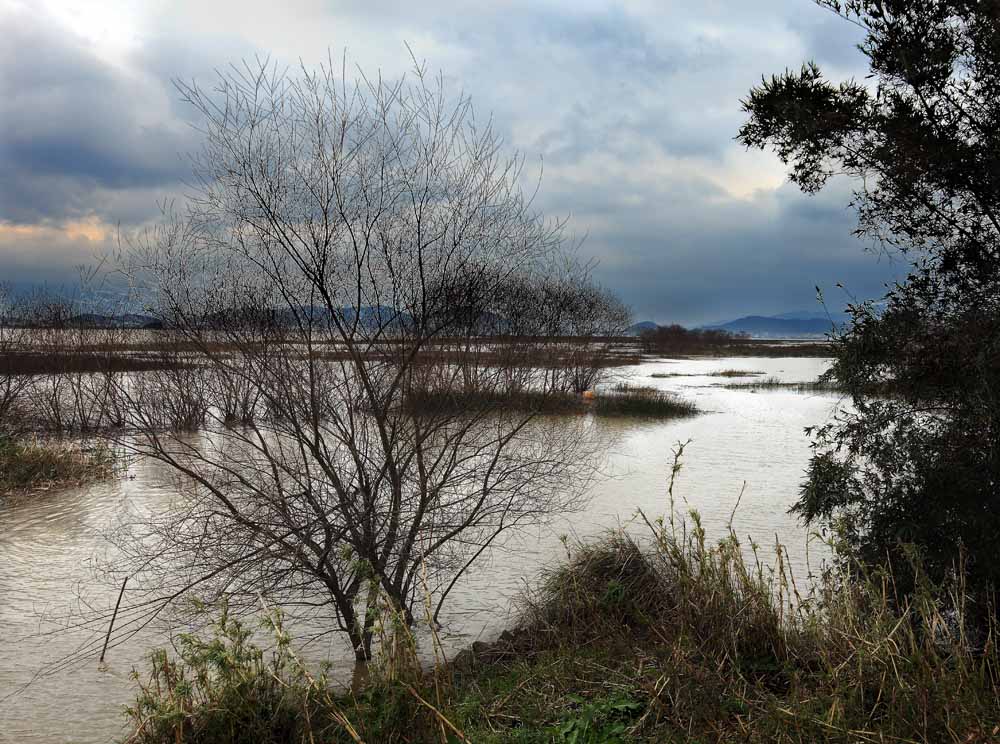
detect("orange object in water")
(582, 390), (596, 400)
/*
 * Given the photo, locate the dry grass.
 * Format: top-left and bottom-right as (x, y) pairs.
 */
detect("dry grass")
(0, 434), (117, 497)
(721, 376), (844, 393)
(403, 384), (699, 420)
(651, 369), (766, 378)
(121, 445), (1000, 743)
(593, 384), (699, 418)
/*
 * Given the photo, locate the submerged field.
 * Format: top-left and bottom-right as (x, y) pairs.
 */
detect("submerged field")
(0, 353), (839, 743)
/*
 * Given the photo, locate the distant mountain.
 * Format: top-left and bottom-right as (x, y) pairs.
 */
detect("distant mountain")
(64, 306), (414, 332)
(69, 313), (162, 329)
(772, 310), (850, 323)
(269, 305), (414, 330)
(625, 321), (658, 336)
(702, 314), (843, 339)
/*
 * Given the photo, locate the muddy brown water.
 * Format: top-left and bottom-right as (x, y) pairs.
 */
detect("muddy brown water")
(0, 356), (840, 743)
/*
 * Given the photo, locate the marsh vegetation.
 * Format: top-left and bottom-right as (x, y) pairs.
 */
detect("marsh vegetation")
(122, 490), (1000, 744)
(0, 434), (116, 497)
(720, 376), (844, 393)
(650, 369), (766, 379)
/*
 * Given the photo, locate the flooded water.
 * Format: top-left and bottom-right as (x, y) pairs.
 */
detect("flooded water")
(0, 355), (840, 743)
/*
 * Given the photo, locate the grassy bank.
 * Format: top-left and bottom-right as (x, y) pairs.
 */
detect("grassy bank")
(0, 435), (117, 497)
(122, 507), (1000, 743)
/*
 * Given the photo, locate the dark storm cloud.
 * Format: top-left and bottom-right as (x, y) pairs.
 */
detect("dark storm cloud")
(405, 0), (893, 322)
(537, 160), (901, 325)
(0, 0), (900, 322)
(0, 4), (195, 225)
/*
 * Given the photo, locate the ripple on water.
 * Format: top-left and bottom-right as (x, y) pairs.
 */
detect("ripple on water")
(0, 356), (839, 742)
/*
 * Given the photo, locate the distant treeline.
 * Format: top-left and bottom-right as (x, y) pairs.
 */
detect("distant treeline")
(0, 351), (186, 376)
(638, 324), (748, 353)
(638, 324), (833, 356)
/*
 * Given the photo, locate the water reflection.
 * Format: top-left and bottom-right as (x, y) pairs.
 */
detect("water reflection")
(0, 356), (838, 742)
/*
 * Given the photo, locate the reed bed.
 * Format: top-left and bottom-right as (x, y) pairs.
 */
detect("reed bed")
(721, 376), (844, 393)
(650, 369), (766, 378)
(403, 384), (699, 420)
(0, 435), (117, 497)
(713, 368), (767, 377)
(593, 384), (699, 418)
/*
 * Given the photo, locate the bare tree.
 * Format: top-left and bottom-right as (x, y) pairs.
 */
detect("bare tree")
(17, 290), (133, 433)
(110, 57), (609, 664)
(0, 285), (32, 427)
(540, 278), (632, 394)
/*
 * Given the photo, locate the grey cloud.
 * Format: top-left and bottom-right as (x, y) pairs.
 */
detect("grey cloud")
(0, 5), (196, 225)
(421, 1), (866, 171)
(1, 0), (900, 324)
(787, 8), (869, 75)
(136, 31), (260, 121)
(541, 166), (901, 324)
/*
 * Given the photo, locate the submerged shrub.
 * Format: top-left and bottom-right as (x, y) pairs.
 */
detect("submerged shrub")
(131, 367), (209, 431)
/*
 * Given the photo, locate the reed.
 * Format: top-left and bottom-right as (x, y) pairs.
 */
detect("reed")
(650, 368), (766, 378)
(592, 384), (699, 418)
(0, 434), (116, 497)
(722, 376), (844, 393)
(403, 383), (699, 420)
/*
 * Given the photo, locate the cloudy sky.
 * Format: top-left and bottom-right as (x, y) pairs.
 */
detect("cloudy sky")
(0, 0), (903, 325)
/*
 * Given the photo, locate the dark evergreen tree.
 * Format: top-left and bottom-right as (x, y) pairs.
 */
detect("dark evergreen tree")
(739, 1), (1000, 605)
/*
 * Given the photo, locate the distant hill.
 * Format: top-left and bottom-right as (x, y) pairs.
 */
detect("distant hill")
(69, 313), (162, 329)
(269, 305), (414, 330)
(701, 314), (843, 339)
(771, 311), (850, 323)
(625, 321), (657, 336)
